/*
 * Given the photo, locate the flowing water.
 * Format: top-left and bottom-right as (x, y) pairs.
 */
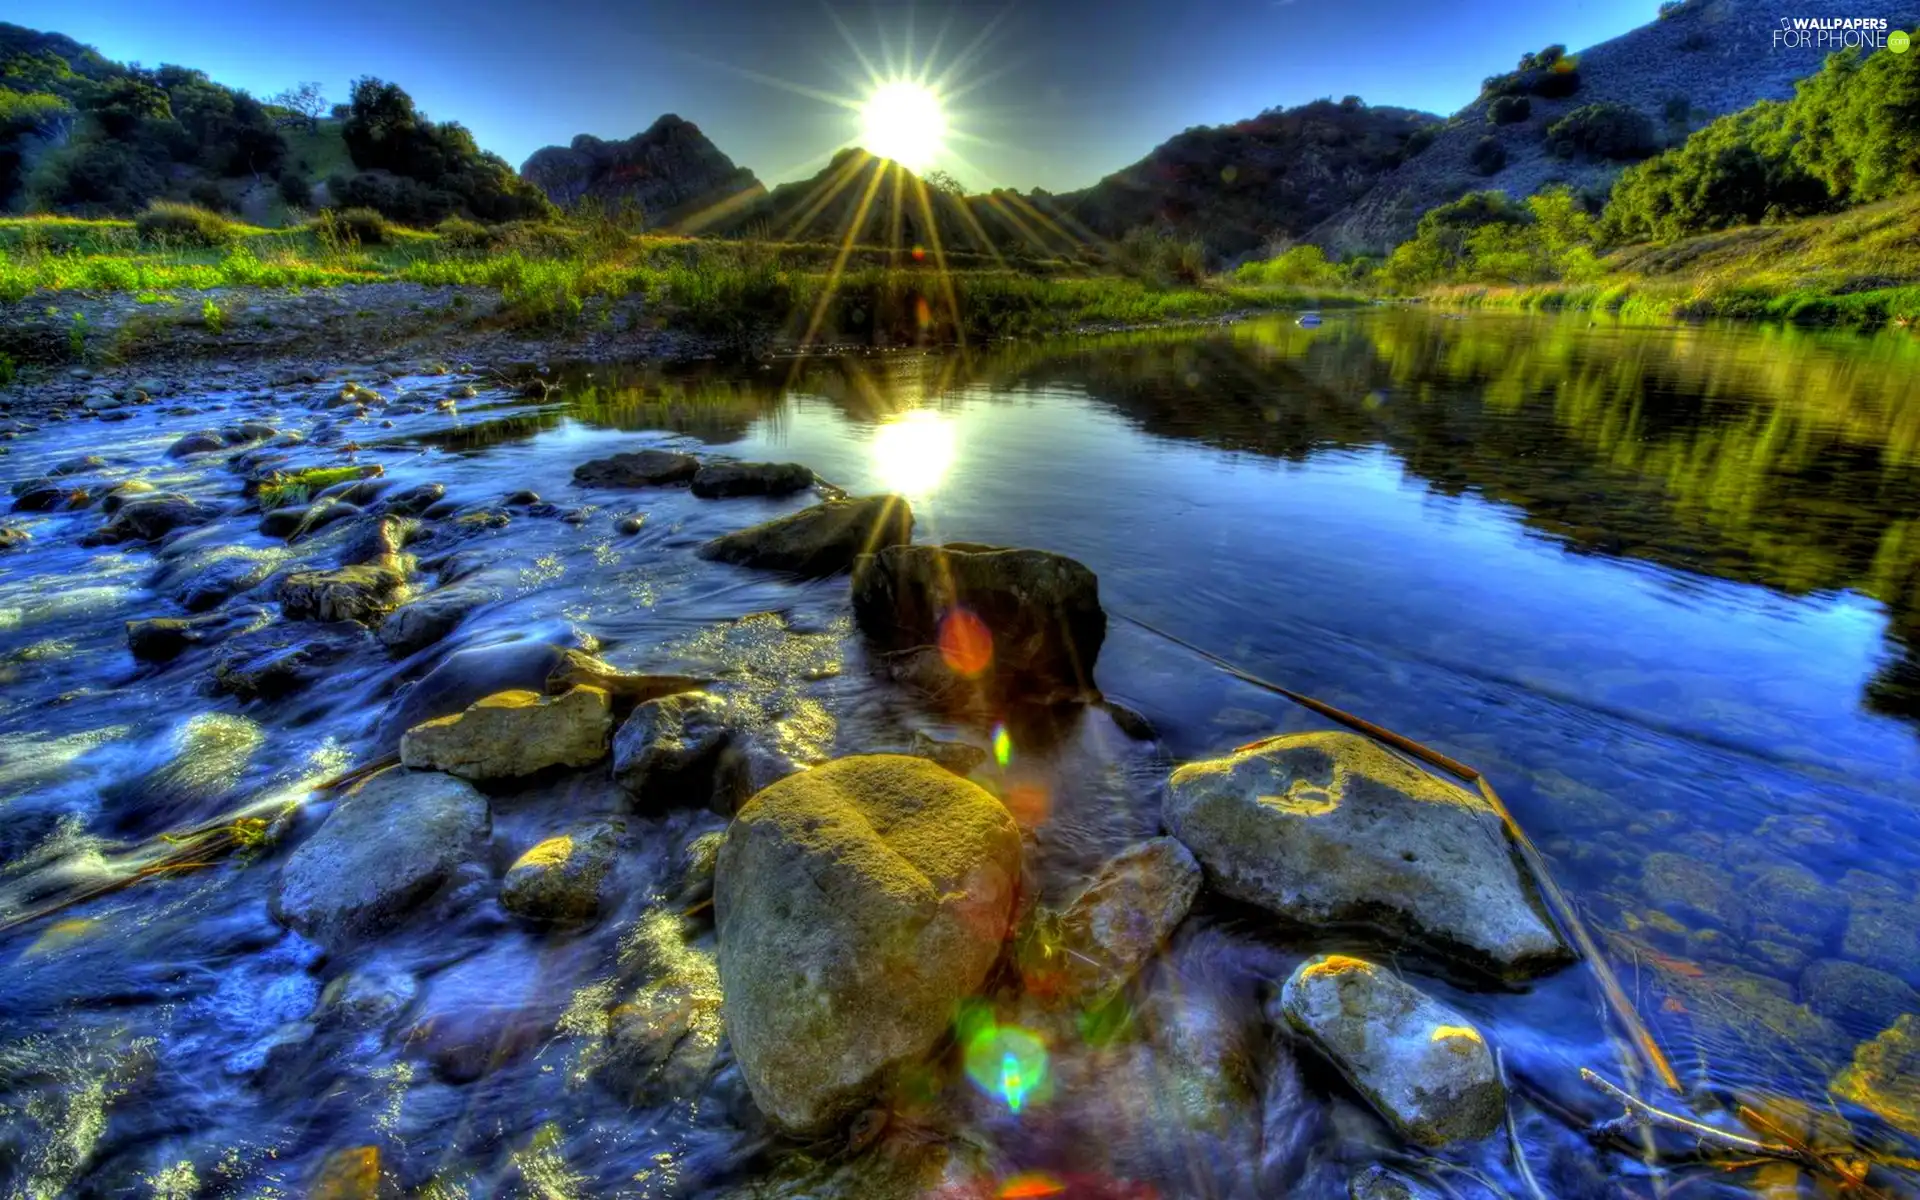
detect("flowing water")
(2, 308), (1918, 1198)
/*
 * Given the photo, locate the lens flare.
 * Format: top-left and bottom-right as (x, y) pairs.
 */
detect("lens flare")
(992, 723), (1011, 767)
(938, 607), (993, 676)
(963, 1020), (1051, 1113)
(871, 409), (957, 496)
(997, 1174), (1067, 1199)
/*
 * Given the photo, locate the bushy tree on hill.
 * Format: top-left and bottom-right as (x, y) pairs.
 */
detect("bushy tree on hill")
(1601, 43), (1917, 243)
(334, 75), (552, 224)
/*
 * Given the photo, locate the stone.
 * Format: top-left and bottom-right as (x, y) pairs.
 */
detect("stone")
(852, 542), (1107, 704)
(175, 554), (276, 611)
(0, 524), (27, 552)
(10, 482), (79, 513)
(400, 686), (612, 780)
(378, 582), (498, 655)
(1024, 837), (1201, 1005)
(611, 690), (747, 813)
(716, 754), (1022, 1133)
(1799, 959), (1919, 1036)
(166, 430), (229, 457)
(380, 482), (446, 517)
(335, 514), (415, 568)
(1349, 1166), (1441, 1200)
(99, 480), (155, 513)
(1746, 864), (1847, 940)
(571, 449), (700, 488)
(615, 514), (646, 535)
(1842, 895), (1920, 976)
(1278, 954), (1504, 1147)
(210, 621), (374, 700)
(260, 499), (362, 540)
(271, 769), (491, 945)
(1832, 1014), (1920, 1138)
(547, 649), (706, 708)
(277, 564), (408, 625)
(403, 940), (592, 1082)
(318, 964), (420, 1028)
(501, 822), (622, 923)
(690, 460), (814, 498)
(1641, 851), (1747, 934)
(378, 638), (579, 741)
(49, 454), (105, 476)
(698, 494), (913, 576)
(127, 607), (263, 662)
(1166, 731), (1571, 978)
(91, 493), (219, 543)
(604, 913), (728, 1104)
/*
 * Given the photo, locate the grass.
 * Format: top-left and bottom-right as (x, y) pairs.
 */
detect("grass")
(0, 211), (1342, 347)
(1420, 193), (1920, 329)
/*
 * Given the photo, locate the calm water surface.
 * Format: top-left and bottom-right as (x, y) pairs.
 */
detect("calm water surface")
(2, 308), (1918, 1197)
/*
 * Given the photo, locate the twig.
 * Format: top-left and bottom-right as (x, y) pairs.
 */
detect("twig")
(1581, 1069), (1824, 1171)
(1498, 1051), (1549, 1200)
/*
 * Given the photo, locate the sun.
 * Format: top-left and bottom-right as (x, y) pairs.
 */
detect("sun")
(860, 79), (947, 172)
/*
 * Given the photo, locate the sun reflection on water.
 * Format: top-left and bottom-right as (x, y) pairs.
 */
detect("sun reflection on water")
(871, 409), (957, 496)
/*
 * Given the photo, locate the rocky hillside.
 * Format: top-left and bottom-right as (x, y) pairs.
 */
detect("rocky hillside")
(1054, 98), (1441, 260)
(519, 115), (764, 230)
(1312, 0), (1920, 253)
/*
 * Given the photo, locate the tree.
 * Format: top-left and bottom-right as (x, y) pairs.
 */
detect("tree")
(921, 168), (964, 196)
(269, 81), (326, 135)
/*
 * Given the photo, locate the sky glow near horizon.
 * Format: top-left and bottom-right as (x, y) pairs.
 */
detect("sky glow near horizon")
(11, 0), (1651, 191)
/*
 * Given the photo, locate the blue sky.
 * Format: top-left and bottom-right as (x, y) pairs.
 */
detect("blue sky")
(13, 0), (1651, 191)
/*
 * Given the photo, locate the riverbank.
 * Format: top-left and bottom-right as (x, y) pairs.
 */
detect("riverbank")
(0, 215), (1345, 373)
(1416, 194), (1920, 329)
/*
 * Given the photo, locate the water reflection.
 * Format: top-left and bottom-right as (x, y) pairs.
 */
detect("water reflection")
(872, 410), (959, 498)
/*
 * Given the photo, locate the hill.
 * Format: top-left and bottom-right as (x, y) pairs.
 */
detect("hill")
(518, 115), (764, 229)
(1052, 97), (1441, 260)
(1310, 0), (1920, 254)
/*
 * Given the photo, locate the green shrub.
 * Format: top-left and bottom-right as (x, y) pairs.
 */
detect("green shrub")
(1402, 127), (1438, 158)
(434, 215), (488, 248)
(331, 206), (389, 245)
(134, 201), (237, 246)
(1530, 65), (1581, 99)
(1488, 96), (1532, 125)
(487, 220), (577, 257)
(1469, 137), (1508, 175)
(1546, 103), (1659, 161)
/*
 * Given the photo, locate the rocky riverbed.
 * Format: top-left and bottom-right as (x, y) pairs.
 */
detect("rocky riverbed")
(2, 326), (1916, 1198)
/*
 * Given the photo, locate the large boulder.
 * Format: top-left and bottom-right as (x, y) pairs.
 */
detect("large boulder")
(698, 494), (913, 576)
(716, 754), (1022, 1133)
(690, 461), (813, 499)
(1278, 954), (1504, 1147)
(399, 686), (612, 781)
(571, 449), (699, 488)
(851, 542), (1106, 704)
(277, 564), (408, 624)
(1165, 731), (1571, 979)
(272, 769), (491, 945)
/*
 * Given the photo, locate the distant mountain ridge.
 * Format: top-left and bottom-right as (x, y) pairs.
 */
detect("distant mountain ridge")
(518, 115), (763, 229)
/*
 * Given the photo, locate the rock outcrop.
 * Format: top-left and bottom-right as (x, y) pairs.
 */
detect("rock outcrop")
(716, 754), (1022, 1133)
(571, 449), (700, 488)
(1165, 731), (1571, 978)
(699, 494), (913, 576)
(272, 769), (491, 945)
(1278, 954), (1504, 1147)
(690, 461), (813, 499)
(399, 686), (612, 780)
(519, 115), (764, 229)
(852, 542), (1106, 704)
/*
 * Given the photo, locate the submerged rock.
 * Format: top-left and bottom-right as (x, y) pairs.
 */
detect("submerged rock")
(210, 621), (374, 700)
(1166, 731), (1571, 978)
(1349, 1165), (1442, 1200)
(501, 821), (622, 923)
(610, 690), (746, 814)
(690, 460), (814, 498)
(378, 580), (499, 655)
(1025, 837), (1201, 1005)
(572, 449), (700, 488)
(1832, 1013), (1920, 1137)
(1279, 954), (1504, 1147)
(0, 524), (29, 552)
(380, 481), (447, 517)
(99, 479), (155, 513)
(698, 494), (913, 576)
(716, 754), (1022, 1133)
(400, 686), (612, 781)
(127, 606), (266, 662)
(90, 493), (220, 543)
(852, 542), (1107, 704)
(1641, 851), (1747, 935)
(272, 769), (491, 945)
(404, 939), (591, 1082)
(1800, 959), (1919, 1035)
(166, 429), (228, 458)
(277, 564), (409, 625)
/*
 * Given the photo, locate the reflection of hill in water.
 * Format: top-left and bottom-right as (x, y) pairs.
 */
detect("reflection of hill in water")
(549, 312), (1920, 720)
(975, 313), (1920, 721)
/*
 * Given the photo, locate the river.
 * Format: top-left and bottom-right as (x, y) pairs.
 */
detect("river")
(2, 307), (1917, 1197)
